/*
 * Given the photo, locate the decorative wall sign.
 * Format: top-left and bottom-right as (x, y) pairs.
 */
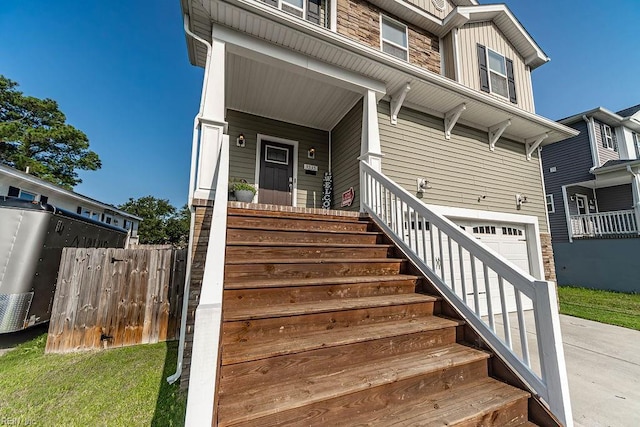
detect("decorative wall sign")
(322, 172), (332, 210)
(304, 163), (318, 175)
(341, 187), (355, 207)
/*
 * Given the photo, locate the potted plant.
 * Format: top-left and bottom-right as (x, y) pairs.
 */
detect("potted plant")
(231, 180), (256, 203)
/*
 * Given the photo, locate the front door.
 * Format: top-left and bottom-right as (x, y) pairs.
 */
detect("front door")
(576, 194), (588, 215)
(259, 140), (294, 205)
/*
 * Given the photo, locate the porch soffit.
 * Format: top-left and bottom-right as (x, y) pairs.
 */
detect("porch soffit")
(183, 0), (577, 143)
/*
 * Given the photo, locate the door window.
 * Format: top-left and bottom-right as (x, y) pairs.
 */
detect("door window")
(265, 145), (289, 164)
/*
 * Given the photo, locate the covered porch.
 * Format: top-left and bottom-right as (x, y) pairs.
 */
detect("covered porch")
(564, 159), (640, 240)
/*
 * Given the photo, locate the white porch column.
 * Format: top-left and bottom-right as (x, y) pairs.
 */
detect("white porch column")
(629, 168), (640, 234)
(193, 38), (228, 201)
(359, 89), (383, 171)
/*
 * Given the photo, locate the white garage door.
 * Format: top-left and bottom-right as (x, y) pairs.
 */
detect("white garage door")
(402, 217), (533, 316)
(457, 221), (534, 315)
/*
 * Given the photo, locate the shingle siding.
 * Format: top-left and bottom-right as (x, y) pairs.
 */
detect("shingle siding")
(541, 120), (592, 243)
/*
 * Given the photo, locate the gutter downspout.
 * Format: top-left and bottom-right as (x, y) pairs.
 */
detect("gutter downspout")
(167, 13), (213, 385)
(626, 165), (640, 235)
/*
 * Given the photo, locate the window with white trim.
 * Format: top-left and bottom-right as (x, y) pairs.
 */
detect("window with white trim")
(18, 189), (37, 201)
(477, 44), (517, 103)
(381, 15), (408, 61)
(634, 132), (640, 158)
(602, 124), (615, 150)
(546, 194), (555, 214)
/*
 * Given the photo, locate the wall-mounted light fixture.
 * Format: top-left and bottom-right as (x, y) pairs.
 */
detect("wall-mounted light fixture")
(416, 178), (431, 193)
(236, 133), (246, 148)
(307, 147), (315, 159)
(477, 195), (486, 203)
(569, 194), (576, 202)
(515, 194), (528, 210)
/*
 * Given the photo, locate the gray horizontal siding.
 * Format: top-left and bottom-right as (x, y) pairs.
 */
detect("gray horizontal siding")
(541, 121), (592, 243)
(330, 100), (362, 211)
(378, 102), (549, 232)
(226, 109), (329, 208)
(565, 186), (593, 216)
(596, 184), (633, 212)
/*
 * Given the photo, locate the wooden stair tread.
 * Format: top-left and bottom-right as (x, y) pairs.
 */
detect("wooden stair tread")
(227, 242), (393, 248)
(227, 208), (365, 222)
(227, 225), (380, 235)
(224, 274), (420, 289)
(223, 293), (437, 321)
(225, 257), (405, 265)
(339, 377), (530, 427)
(222, 315), (462, 364)
(218, 343), (491, 425)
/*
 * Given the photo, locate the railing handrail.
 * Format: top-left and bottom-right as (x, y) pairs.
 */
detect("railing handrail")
(570, 209), (635, 218)
(360, 160), (572, 426)
(362, 162), (537, 299)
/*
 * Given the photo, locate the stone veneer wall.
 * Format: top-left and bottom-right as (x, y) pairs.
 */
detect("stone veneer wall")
(180, 199), (213, 390)
(540, 232), (557, 283)
(336, 0), (440, 74)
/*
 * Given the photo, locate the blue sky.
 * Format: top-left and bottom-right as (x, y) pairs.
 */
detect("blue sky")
(1, 0), (639, 207)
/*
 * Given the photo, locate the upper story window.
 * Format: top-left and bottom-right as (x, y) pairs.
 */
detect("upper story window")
(381, 15), (408, 61)
(264, 0), (326, 27)
(601, 124), (617, 151)
(477, 44), (517, 104)
(7, 185), (45, 203)
(634, 132), (640, 158)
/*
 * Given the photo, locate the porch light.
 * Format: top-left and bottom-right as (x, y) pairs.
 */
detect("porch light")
(515, 194), (528, 210)
(236, 134), (245, 148)
(308, 147), (315, 159)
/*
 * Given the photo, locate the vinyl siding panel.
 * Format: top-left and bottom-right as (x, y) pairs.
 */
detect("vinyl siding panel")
(442, 32), (455, 80)
(594, 120), (620, 166)
(378, 102), (548, 232)
(226, 109), (329, 208)
(457, 22), (535, 113)
(596, 184), (633, 212)
(330, 100), (362, 211)
(403, 0), (454, 19)
(541, 121), (593, 243)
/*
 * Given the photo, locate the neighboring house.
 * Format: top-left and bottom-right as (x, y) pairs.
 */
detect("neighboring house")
(178, 0), (577, 425)
(541, 104), (640, 292)
(0, 163), (141, 242)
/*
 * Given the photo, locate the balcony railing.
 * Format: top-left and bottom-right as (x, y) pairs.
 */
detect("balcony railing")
(570, 209), (638, 238)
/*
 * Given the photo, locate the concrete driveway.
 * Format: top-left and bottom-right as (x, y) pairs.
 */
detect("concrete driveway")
(559, 314), (640, 427)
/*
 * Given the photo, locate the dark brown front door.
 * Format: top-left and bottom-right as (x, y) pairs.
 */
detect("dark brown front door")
(259, 140), (294, 205)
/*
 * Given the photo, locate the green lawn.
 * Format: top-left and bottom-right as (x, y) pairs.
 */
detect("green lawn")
(0, 335), (186, 426)
(558, 286), (640, 331)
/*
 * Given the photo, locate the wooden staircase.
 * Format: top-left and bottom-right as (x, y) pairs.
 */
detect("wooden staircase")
(216, 207), (541, 426)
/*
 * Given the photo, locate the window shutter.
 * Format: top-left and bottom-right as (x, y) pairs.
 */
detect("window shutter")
(307, 0), (321, 24)
(40, 195), (48, 205)
(477, 44), (490, 93)
(77, 206), (82, 214)
(8, 186), (20, 197)
(612, 129), (618, 152)
(600, 124), (606, 148)
(506, 58), (517, 104)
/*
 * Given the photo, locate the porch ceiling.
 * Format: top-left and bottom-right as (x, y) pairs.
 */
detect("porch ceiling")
(183, 0), (578, 144)
(226, 53), (362, 130)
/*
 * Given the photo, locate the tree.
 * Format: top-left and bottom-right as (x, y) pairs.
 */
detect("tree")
(0, 75), (101, 189)
(119, 196), (190, 246)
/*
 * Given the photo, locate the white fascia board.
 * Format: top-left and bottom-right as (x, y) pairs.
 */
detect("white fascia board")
(202, 0), (577, 140)
(454, 5), (549, 69)
(0, 164), (142, 221)
(592, 160), (640, 175)
(559, 107), (623, 126)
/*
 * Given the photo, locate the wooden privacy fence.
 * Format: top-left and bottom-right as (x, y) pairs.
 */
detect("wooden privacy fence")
(46, 247), (186, 353)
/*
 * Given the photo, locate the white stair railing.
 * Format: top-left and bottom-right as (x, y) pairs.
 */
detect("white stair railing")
(361, 161), (573, 426)
(570, 209), (637, 237)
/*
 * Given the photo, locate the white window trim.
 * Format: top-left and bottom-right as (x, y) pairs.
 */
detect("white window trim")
(380, 14), (409, 62)
(602, 124), (614, 150)
(254, 134), (299, 207)
(486, 47), (509, 100)
(278, 0), (306, 18)
(546, 194), (555, 214)
(18, 189), (37, 201)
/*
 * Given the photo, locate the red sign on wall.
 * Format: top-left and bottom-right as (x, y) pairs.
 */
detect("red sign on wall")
(341, 187), (355, 207)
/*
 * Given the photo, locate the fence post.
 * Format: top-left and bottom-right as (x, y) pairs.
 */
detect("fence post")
(533, 280), (573, 427)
